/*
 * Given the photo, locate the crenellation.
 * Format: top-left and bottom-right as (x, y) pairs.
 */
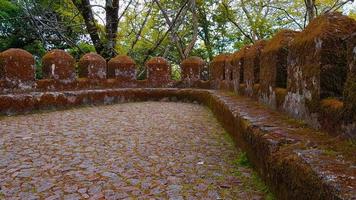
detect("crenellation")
(107, 55), (136, 81)
(146, 57), (171, 87)
(0, 48), (35, 91)
(1, 6), (356, 200)
(180, 56), (205, 87)
(259, 30), (299, 109)
(243, 40), (267, 96)
(210, 54), (231, 90)
(78, 53), (107, 80)
(0, 12), (355, 140)
(285, 12), (356, 134)
(42, 49), (76, 83)
(231, 46), (250, 94)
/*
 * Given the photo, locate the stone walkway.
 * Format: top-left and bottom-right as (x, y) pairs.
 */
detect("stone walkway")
(0, 102), (267, 200)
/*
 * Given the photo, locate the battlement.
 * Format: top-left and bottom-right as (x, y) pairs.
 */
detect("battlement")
(0, 12), (356, 199)
(211, 13), (356, 140)
(1, 13), (355, 140)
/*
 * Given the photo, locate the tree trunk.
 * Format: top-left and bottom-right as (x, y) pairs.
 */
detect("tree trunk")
(183, 0), (198, 58)
(305, 0), (316, 23)
(104, 0), (119, 59)
(197, 6), (213, 61)
(72, 0), (105, 55)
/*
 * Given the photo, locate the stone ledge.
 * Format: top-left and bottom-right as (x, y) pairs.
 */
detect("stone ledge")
(0, 88), (354, 199)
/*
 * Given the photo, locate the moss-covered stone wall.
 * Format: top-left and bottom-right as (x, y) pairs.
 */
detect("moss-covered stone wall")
(0, 12), (355, 139)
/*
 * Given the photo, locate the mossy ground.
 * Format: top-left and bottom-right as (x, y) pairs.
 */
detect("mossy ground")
(221, 91), (356, 162)
(222, 131), (275, 200)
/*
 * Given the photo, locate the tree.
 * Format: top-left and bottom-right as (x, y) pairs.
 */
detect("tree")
(1, 0), (355, 71)
(71, 0), (133, 59)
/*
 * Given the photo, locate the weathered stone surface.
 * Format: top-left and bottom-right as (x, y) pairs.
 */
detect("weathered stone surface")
(146, 57), (171, 87)
(231, 47), (250, 94)
(210, 54), (232, 90)
(0, 88), (354, 199)
(181, 56), (205, 87)
(285, 13), (356, 124)
(343, 32), (356, 137)
(78, 53), (106, 80)
(243, 40), (266, 96)
(42, 49), (76, 83)
(107, 55), (136, 80)
(259, 30), (299, 108)
(0, 48), (35, 90)
(0, 101), (265, 199)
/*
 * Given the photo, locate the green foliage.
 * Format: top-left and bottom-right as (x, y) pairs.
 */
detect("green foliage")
(232, 151), (275, 200)
(0, 0), (19, 19)
(235, 152), (251, 167)
(251, 172), (275, 200)
(171, 64), (181, 81)
(23, 40), (46, 79)
(68, 42), (96, 60)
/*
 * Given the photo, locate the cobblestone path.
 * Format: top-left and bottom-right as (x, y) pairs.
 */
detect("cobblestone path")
(0, 102), (267, 200)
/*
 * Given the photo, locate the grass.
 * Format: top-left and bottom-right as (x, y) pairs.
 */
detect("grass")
(283, 116), (308, 128)
(233, 152), (251, 167)
(232, 151), (275, 200)
(251, 172), (275, 200)
(323, 149), (337, 156)
(347, 139), (356, 146)
(222, 131), (234, 145)
(219, 130), (275, 199)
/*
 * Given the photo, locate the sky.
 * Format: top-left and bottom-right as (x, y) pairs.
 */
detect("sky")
(344, 1), (356, 13)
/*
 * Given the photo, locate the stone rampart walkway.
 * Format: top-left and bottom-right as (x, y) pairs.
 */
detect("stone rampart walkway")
(0, 102), (266, 199)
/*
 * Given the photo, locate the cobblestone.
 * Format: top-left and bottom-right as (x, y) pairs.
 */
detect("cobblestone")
(0, 102), (266, 199)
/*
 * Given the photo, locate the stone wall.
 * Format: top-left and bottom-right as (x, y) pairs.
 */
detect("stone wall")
(0, 50), (209, 93)
(0, 88), (354, 199)
(0, 12), (356, 199)
(259, 30), (299, 109)
(210, 12), (356, 139)
(0, 12), (355, 139)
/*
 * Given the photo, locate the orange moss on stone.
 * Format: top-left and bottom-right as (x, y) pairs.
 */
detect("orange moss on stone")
(210, 54), (231, 81)
(209, 54), (233, 90)
(263, 30), (299, 53)
(244, 40), (267, 59)
(231, 46), (251, 85)
(288, 12), (356, 105)
(78, 53), (106, 80)
(0, 88), (355, 199)
(146, 57), (169, 66)
(319, 98), (344, 136)
(181, 56), (205, 66)
(243, 40), (267, 86)
(343, 33), (356, 123)
(0, 80), (5, 91)
(238, 83), (247, 95)
(0, 48), (35, 89)
(260, 30), (299, 100)
(293, 12), (356, 45)
(181, 56), (205, 85)
(146, 57), (171, 86)
(107, 55), (136, 80)
(230, 46), (248, 68)
(42, 49), (76, 82)
(275, 88), (287, 109)
(321, 98), (344, 110)
(251, 84), (260, 99)
(232, 46), (250, 60)
(35, 79), (55, 91)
